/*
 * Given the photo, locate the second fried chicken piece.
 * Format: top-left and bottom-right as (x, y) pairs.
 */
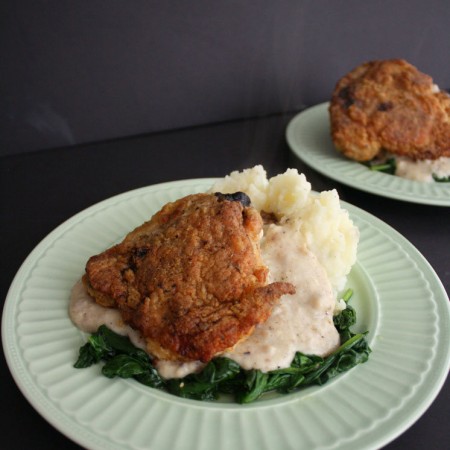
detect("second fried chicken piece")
(84, 192), (295, 363)
(329, 59), (450, 161)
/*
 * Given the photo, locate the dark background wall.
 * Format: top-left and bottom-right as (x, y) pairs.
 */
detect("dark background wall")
(2, 0), (450, 156)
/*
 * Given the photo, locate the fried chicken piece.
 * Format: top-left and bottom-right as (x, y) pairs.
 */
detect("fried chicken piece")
(84, 192), (295, 363)
(329, 59), (450, 161)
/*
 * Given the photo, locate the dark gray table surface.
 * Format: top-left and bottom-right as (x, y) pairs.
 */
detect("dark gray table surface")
(1, 113), (449, 449)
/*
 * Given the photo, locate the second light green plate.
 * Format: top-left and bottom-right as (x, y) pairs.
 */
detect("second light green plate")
(286, 102), (450, 206)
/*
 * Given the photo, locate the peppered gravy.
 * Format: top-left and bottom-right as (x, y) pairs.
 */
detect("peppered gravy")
(395, 156), (450, 182)
(223, 223), (340, 371)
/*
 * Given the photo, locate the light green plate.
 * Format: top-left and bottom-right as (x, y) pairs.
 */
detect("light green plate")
(2, 179), (449, 450)
(286, 102), (450, 206)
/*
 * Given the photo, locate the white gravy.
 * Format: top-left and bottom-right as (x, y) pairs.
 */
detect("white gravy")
(395, 156), (450, 182)
(70, 223), (340, 378)
(223, 223), (339, 371)
(70, 280), (147, 351)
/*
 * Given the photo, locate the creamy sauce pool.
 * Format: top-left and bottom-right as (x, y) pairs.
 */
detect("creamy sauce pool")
(70, 223), (340, 378)
(395, 156), (450, 182)
(223, 223), (339, 370)
(70, 280), (147, 350)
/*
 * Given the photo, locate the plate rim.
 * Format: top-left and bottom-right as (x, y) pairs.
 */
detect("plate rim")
(2, 178), (449, 450)
(286, 102), (450, 207)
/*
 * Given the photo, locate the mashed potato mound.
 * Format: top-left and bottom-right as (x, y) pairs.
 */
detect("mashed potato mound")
(211, 165), (359, 292)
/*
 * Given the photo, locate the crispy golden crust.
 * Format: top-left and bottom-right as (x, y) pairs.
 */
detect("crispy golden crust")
(84, 193), (295, 363)
(329, 59), (450, 161)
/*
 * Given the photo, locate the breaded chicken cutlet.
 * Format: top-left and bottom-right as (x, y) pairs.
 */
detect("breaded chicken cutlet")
(329, 59), (450, 161)
(83, 192), (295, 363)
